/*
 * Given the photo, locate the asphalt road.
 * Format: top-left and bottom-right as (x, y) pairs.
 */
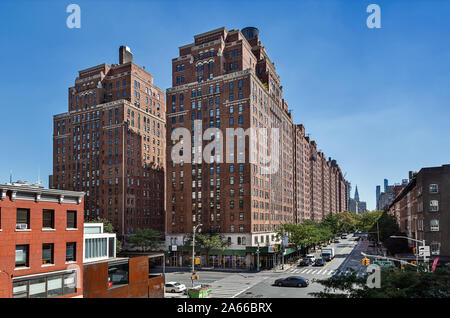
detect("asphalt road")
(164, 235), (364, 298)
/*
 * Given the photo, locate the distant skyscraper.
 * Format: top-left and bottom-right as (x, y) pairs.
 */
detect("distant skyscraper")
(384, 179), (388, 192)
(354, 185), (360, 202)
(376, 185), (381, 210)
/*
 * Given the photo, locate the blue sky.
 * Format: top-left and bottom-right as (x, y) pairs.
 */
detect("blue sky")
(0, 0), (449, 210)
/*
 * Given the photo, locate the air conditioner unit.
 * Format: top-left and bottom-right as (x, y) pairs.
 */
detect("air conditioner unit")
(16, 223), (28, 230)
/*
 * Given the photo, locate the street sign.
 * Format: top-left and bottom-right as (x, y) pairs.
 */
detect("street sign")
(374, 261), (392, 265)
(268, 246), (274, 253)
(172, 245), (177, 251)
(418, 246), (430, 257)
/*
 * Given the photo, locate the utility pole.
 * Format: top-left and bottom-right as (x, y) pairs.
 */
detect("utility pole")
(422, 239), (427, 271)
(376, 221), (380, 255)
(256, 243), (260, 272)
(192, 224), (202, 287)
(390, 235), (429, 271)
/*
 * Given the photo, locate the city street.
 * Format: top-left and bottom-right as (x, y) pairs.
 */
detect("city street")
(165, 235), (368, 298)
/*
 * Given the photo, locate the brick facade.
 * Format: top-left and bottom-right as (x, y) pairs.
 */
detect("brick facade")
(0, 184), (84, 298)
(165, 27), (349, 268)
(52, 46), (166, 236)
(388, 164), (450, 257)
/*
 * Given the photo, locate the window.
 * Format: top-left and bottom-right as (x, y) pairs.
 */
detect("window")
(42, 243), (54, 265)
(63, 272), (77, 295)
(67, 211), (77, 229)
(47, 275), (63, 297)
(430, 219), (439, 231)
(108, 262), (129, 288)
(429, 184), (439, 193)
(13, 272), (76, 298)
(12, 280), (28, 298)
(15, 245), (29, 267)
(16, 208), (30, 230)
(66, 242), (76, 262)
(29, 277), (46, 298)
(42, 210), (55, 229)
(430, 242), (440, 255)
(429, 200), (439, 212)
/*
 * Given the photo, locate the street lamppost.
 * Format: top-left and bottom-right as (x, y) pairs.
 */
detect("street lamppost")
(390, 235), (427, 271)
(191, 223), (202, 285)
(256, 242), (260, 272)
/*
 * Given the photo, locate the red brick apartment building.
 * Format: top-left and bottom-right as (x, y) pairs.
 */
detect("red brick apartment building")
(0, 182), (84, 298)
(388, 164), (450, 258)
(165, 27), (348, 269)
(51, 46), (166, 237)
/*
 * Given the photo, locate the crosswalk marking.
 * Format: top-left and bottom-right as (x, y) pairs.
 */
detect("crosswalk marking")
(210, 274), (270, 298)
(287, 268), (335, 276)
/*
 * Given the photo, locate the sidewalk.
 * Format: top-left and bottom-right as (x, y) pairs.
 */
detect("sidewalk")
(163, 265), (258, 274)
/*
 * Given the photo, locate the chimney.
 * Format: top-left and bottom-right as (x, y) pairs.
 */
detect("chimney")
(119, 46), (133, 64)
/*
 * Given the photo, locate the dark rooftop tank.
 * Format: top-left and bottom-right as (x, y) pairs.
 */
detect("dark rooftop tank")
(241, 27), (259, 41)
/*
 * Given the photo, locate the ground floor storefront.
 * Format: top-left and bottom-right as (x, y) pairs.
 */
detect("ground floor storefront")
(166, 245), (302, 270)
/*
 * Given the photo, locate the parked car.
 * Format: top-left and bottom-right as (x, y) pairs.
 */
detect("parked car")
(334, 239), (340, 243)
(298, 258), (313, 266)
(165, 282), (186, 293)
(305, 254), (316, 263)
(341, 233), (348, 239)
(313, 258), (326, 266)
(274, 276), (309, 287)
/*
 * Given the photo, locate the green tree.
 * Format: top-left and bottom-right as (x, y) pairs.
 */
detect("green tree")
(127, 228), (162, 252)
(310, 267), (450, 298)
(335, 212), (360, 233)
(321, 213), (339, 235)
(369, 211), (399, 242)
(358, 210), (383, 232)
(184, 232), (230, 266)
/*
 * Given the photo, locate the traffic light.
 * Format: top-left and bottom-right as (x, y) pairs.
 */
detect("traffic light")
(362, 258), (370, 266)
(413, 247), (416, 254)
(191, 273), (199, 280)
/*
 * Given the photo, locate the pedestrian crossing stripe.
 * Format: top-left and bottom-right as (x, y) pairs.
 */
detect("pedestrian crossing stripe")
(288, 268), (335, 276)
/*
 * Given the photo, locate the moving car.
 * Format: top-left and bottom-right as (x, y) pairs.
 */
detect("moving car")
(334, 239), (340, 243)
(341, 233), (348, 239)
(298, 258), (313, 266)
(313, 258), (326, 266)
(274, 276), (309, 287)
(165, 282), (186, 293)
(305, 254), (316, 263)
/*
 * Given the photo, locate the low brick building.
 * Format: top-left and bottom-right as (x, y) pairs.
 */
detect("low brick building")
(0, 182), (84, 298)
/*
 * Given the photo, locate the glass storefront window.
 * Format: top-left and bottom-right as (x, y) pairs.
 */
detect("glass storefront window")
(12, 281), (28, 298)
(63, 273), (77, 295)
(47, 276), (63, 298)
(29, 278), (46, 298)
